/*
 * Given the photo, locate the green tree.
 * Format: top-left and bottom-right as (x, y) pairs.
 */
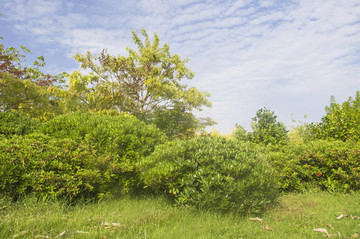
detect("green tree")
(307, 92), (360, 142)
(53, 71), (119, 114)
(0, 37), (65, 120)
(248, 107), (288, 145)
(231, 124), (248, 141)
(66, 29), (213, 138)
(152, 104), (215, 139)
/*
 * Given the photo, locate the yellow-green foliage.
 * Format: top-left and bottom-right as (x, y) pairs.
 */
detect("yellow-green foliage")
(288, 128), (304, 144)
(0, 112), (39, 136)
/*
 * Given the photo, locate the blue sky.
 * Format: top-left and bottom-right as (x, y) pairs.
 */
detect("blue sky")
(1, 0), (360, 133)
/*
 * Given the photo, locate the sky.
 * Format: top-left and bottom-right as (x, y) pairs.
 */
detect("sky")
(1, 0), (360, 134)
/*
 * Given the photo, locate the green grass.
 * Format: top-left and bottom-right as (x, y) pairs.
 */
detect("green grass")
(1, 191), (360, 238)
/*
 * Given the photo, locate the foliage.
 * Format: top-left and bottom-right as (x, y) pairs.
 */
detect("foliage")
(288, 128), (305, 145)
(52, 71), (119, 114)
(0, 113), (167, 201)
(248, 107), (288, 145)
(38, 112), (166, 158)
(265, 140), (360, 192)
(151, 105), (198, 139)
(0, 37), (65, 120)
(38, 112), (167, 195)
(287, 114), (309, 144)
(139, 137), (279, 214)
(0, 111), (39, 136)
(231, 124), (248, 141)
(306, 92), (360, 142)
(233, 108), (288, 145)
(0, 31), (213, 138)
(152, 105), (215, 139)
(0, 133), (122, 200)
(65, 29), (212, 137)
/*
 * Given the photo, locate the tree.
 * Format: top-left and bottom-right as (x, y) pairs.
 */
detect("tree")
(307, 92), (360, 142)
(0, 37), (65, 120)
(66, 29), (213, 137)
(152, 104), (216, 139)
(54, 71), (120, 114)
(231, 124), (248, 141)
(248, 107), (288, 145)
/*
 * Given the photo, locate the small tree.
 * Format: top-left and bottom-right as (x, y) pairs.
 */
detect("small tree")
(248, 107), (288, 145)
(0, 36), (65, 120)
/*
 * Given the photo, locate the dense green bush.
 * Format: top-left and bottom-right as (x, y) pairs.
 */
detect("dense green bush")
(0, 113), (167, 201)
(265, 140), (360, 192)
(0, 133), (124, 200)
(38, 112), (166, 158)
(139, 137), (279, 214)
(0, 112), (39, 136)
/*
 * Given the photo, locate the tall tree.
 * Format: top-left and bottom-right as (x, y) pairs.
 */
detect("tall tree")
(66, 29), (213, 138)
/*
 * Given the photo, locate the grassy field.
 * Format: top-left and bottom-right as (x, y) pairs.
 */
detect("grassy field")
(1, 191), (359, 238)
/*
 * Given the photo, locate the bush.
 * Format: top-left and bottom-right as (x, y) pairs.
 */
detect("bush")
(139, 137), (279, 214)
(38, 112), (167, 195)
(0, 113), (167, 201)
(265, 140), (360, 192)
(0, 133), (123, 200)
(0, 112), (39, 136)
(38, 112), (166, 158)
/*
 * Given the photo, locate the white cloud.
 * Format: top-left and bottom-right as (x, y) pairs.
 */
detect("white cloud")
(2, 0), (60, 20)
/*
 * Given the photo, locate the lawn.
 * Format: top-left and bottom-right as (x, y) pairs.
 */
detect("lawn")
(1, 191), (359, 238)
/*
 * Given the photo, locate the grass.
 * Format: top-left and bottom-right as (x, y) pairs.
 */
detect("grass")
(1, 191), (360, 238)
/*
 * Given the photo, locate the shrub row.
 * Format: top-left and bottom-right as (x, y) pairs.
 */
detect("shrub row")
(265, 140), (360, 193)
(0, 111), (281, 214)
(5, 112), (358, 213)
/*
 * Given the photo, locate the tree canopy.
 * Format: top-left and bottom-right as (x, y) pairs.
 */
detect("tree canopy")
(307, 91), (360, 142)
(0, 37), (65, 120)
(233, 107), (288, 145)
(249, 107), (288, 145)
(0, 30), (214, 138)
(63, 29), (213, 138)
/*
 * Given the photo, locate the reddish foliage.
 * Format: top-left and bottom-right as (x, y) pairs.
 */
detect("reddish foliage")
(0, 45), (57, 86)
